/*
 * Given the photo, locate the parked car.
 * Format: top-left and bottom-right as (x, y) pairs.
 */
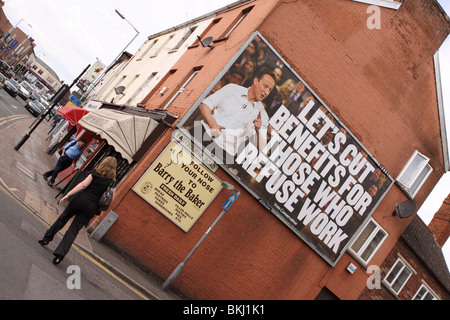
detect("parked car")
(18, 82), (32, 100)
(24, 100), (45, 117)
(31, 91), (41, 101)
(3, 78), (20, 97)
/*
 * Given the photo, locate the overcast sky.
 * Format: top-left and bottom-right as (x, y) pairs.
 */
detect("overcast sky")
(3, 0), (450, 267)
(3, 0), (238, 83)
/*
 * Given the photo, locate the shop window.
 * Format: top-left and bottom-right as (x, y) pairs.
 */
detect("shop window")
(413, 284), (438, 300)
(396, 150), (433, 198)
(349, 218), (388, 265)
(383, 258), (413, 295)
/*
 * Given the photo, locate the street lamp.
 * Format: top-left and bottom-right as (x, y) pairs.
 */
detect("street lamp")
(162, 181), (241, 290)
(82, 9), (140, 100)
(14, 19), (33, 29)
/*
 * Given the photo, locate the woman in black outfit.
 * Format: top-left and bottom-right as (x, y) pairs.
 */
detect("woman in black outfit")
(39, 156), (117, 264)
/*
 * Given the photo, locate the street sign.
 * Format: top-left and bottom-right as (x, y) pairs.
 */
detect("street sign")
(7, 40), (18, 51)
(222, 193), (237, 210)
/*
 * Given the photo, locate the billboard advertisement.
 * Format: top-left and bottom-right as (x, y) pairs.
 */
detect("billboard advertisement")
(179, 32), (393, 265)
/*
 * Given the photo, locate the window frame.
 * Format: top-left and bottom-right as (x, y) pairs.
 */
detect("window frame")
(169, 26), (198, 53)
(220, 6), (253, 40)
(383, 258), (413, 295)
(163, 69), (201, 110)
(396, 150), (433, 198)
(412, 284), (439, 300)
(348, 218), (388, 266)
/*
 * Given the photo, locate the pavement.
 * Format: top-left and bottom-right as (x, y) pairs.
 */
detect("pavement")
(0, 115), (182, 300)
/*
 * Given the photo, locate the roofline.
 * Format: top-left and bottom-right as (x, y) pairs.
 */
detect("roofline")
(400, 233), (450, 295)
(146, 0), (256, 41)
(434, 51), (450, 172)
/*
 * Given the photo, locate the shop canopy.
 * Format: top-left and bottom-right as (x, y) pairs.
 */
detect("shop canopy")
(56, 105), (90, 126)
(78, 108), (159, 163)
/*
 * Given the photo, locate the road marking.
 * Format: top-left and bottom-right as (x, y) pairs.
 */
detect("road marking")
(0, 183), (151, 300)
(0, 114), (30, 126)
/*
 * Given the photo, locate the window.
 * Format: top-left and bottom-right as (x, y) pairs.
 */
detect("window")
(413, 284), (438, 300)
(191, 18), (221, 48)
(170, 26), (197, 52)
(384, 258), (413, 295)
(349, 219), (388, 265)
(221, 7), (253, 39)
(126, 72), (157, 105)
(137, 39), (158, 60)
(150, 34), (174, 58)
(397, 151), (433, 198)
(163, 68), (201, 110)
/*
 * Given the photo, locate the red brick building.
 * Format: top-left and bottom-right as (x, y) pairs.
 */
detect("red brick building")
(91, 0), (450, 299)
(0, 3), (35, 71)
(359, 211), (450, 300)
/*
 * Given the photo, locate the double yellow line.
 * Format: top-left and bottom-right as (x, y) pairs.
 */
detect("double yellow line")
(0, 114), (30, 126)
(0, 183), (151, 300)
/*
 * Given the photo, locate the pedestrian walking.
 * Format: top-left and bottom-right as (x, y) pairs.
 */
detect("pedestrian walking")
(38, 156), (117, 265)
(43, 139), (86, 187)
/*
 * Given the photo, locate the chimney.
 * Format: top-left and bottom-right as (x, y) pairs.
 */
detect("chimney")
(428, 193), (450, 247)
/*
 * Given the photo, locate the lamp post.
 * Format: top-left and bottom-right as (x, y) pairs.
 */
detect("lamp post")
(82, 9), (140, 100)
(162, 181), (241, 290)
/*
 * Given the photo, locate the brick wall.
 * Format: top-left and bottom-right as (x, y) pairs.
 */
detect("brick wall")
(359, 241), (450, 300)
(428, 194), (450, 247)
(100, 0), (450, 299)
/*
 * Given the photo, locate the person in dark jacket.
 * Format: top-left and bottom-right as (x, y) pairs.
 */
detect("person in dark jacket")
(39, 156), (117, 264)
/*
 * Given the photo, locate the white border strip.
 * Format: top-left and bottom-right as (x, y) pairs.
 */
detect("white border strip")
(351, 0), (402, 10)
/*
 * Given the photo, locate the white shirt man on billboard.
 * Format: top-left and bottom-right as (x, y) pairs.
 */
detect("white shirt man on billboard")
(198, 67), (276, 157)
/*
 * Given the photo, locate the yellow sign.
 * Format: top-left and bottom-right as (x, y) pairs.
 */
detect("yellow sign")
(133, 140), (223, 232)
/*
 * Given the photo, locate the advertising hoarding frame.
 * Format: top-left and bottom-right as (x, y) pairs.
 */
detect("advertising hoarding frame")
(177, 31), (394, 266)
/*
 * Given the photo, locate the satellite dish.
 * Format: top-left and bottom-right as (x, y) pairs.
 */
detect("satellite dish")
(115, 86), (125, 95)
(393, 200), (417, 218)
(197, 36), (214, 49)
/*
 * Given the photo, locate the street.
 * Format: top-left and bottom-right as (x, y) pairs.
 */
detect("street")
(0, 89), (145, 300)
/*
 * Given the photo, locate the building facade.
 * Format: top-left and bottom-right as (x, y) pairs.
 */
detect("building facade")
(359, 213), (450, 300)
(89, 0), (450, 299)
(0, 3), (35, 74)
(27, 56), (62, 93)
(89, 13), (216, 107)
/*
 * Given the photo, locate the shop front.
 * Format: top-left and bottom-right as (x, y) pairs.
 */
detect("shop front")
(54, 102), (177, 204)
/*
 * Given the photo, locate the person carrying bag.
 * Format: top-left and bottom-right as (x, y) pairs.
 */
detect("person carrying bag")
(38, 156), (117, 264)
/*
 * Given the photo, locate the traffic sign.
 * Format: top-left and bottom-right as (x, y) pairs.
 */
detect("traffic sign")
(222, 193), (238, 210)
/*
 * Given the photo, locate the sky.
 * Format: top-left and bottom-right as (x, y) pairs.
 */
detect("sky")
(2, 0), (450, 268)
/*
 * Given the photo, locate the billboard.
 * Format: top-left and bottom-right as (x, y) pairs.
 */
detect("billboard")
(133, 140), (223, 232)
(178, 32), (393, 265)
